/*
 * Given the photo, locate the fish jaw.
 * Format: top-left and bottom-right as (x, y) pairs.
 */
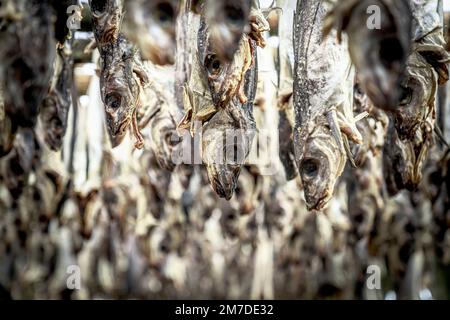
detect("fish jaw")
(206, 164), (241, 200)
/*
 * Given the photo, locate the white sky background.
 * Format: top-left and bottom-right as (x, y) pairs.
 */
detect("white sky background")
(443, 0), (450, 11)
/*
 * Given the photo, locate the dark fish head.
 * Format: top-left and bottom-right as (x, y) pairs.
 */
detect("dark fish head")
(296, 122), (346, 211)
(205, 0), (251, 63)
(101, 42), (139, 147)
(383, 52), (436, 195)
(124, 0), (178, 65)
(343, 0), (412, 110)
(202, 107), (253, 200)
(89, 0), (123, 44)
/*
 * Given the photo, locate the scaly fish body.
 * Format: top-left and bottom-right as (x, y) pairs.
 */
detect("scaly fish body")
(293, 0), (361, 211)
(324, 0), (413, 110)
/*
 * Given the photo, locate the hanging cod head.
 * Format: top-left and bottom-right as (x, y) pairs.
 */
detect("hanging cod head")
(123, 0), (178, 65)
(383, 34), (450, 195)
(90, 0), (149, 148)
(195, 17), (258, 200)
(99, 37), (149, 148)
(323, 0), (413, 110)
(293, 0), (363, 211)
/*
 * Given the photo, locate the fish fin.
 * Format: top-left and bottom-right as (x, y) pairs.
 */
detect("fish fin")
(327, 109), (345, 154)
(343, 134), (357, 168)
(354, 111), (369, 123)
(336, 112), (364, 145)
(133, 65), (150, 87)
(177, 109), (193, 136)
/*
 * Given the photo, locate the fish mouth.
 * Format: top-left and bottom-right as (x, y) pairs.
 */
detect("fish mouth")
(110, 118), (130, 147)
(306, 192), (331, 211)
(207, 165), (240, 200)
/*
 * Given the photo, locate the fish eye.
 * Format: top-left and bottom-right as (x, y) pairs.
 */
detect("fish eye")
(354, 84), (363, 97)
(399, 87), (412, 106)
(205, 54), (222, 75)
(105, 93), (121, 109)
(224, 4), (245, 26)
(155, 2), (175, 24)
(165, 131), (180, 147)
(301, 159), (319, 179)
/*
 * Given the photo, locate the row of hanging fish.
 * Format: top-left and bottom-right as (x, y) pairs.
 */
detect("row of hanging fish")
(0, 0), (450, 299)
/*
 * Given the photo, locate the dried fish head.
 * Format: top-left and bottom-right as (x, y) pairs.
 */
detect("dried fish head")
(124, 0), (178, 65)
(296, 120), (346, 211)
(202, 106), (255, 200)
(248, 0), (270, 48)
(383, 51), (437, 195)
(100, 37), (143, 147)
(204, 0), (252, 63)
(324, 0), (413, 110)
(89, 0), (123, 45)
